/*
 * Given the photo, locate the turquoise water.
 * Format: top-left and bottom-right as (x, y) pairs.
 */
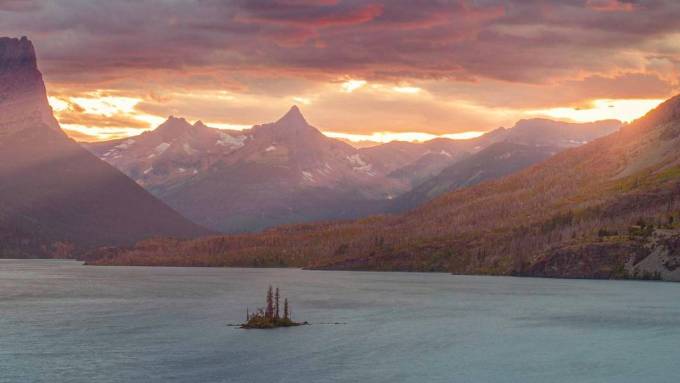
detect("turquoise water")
(1, 259), (680, 383)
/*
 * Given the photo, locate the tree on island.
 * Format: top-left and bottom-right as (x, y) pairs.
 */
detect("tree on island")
(284, 298), (289, 320)
(265, 285), (274, 319)
(242, 286), (304, 329)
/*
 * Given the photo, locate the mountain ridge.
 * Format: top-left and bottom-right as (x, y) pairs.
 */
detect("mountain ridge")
(84, 107), (621, 232)
(86, 107), (403, 232)
(85, 93), (680, 281)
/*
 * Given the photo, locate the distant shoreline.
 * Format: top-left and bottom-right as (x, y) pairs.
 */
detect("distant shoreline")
(2, 258), (675, 283)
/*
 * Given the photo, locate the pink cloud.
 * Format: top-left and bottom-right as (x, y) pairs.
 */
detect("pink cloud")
(586, 0), (636, 12)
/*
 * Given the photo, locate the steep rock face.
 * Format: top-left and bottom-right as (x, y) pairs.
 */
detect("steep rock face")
(0, 36), (61, 138)
(0, 37), (208, 258)
(527, 229), (680, 281)
(626, 229), (680, 281)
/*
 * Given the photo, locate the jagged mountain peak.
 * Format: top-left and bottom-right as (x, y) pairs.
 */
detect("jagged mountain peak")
(253, 105), (322, 139)
(480, 126), (507, 139)
(0, 36), (37, 73)
(153, 116), (195, 137)
(273, 105), (314, 131)
(278, 105), (306, 123)
(163, 115), (190, 125)
(193, 120), (208, 129)
(0, 36), (61, 136)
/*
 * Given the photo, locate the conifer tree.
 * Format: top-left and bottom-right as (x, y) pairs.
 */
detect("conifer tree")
(283, 298), (289, 320)
(265, 286), (274, 319)
(275, 287), (280, 320)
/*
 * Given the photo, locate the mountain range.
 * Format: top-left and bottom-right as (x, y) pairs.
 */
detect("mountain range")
(85, 107), (619, 233)
(0, 37), (208, 258)
(86, 94), (680, 281)
(8, 35), (666, 282)
(86, 108), (407, 232)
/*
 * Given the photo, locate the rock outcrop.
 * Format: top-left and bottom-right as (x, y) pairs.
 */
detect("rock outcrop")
(0, 37), (209, 258)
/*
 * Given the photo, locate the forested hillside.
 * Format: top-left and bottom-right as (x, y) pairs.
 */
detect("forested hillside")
(86, 95), (680, 280)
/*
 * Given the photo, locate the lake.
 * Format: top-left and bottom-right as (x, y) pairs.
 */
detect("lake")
(1, 259), (679, 383)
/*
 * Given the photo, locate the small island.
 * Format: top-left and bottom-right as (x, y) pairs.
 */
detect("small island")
(241, 286), (307, 329)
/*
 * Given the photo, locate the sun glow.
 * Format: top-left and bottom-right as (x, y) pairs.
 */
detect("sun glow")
(341, 79), (367, 93)
(442, 131), (487, 140)
(292, 97), (311, 105)
(48, 96), (69, 112)
(61, 125), (148, 141)
(206, 122), (254, 131)
(49, 92), (168, 140)
(69, 95), (140, 116)
(392, 86), (422, 94)
(51, 88), (663, 145)
(529, 98), (664, 123)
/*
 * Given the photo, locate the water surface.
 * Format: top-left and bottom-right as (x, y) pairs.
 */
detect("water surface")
(1, 259), (679, 383)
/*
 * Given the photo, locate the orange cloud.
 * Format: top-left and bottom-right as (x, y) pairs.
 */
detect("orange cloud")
(3, 0), (677, 142)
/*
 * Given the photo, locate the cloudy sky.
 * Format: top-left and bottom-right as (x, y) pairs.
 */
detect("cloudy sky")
(1, 0), (678, 142)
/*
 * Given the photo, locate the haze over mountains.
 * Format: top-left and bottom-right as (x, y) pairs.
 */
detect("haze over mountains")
(85, 106), (619, 233)
(89, 93), (680, 281)
(0, 37), (208, 258)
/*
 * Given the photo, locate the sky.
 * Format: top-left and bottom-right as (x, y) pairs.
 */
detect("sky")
(1, 0), (678, 142)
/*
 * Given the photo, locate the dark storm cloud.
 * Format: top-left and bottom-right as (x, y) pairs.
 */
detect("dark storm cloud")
(3, 0), (677, 85)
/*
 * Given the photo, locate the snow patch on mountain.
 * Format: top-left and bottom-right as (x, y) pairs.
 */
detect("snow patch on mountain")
(355, 165), (376, 176)
(115, 139), (135, 150)
(347, 154), (367, 166)
(155, 142), (170, 154)
(301, 171), (315, 182)
(217, 132), (246, 148)
(183, 143), (197, 155)
(347, 154), (375, 176)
